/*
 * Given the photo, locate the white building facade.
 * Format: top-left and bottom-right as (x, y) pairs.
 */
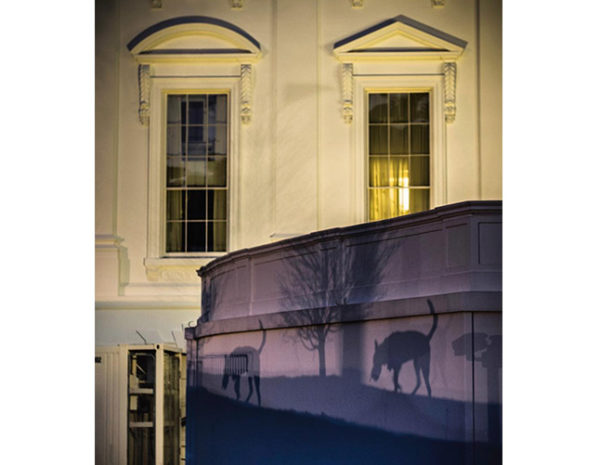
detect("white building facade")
(95, 0), (501, 364)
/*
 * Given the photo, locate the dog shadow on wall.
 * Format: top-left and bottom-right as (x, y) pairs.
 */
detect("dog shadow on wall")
(221, 321), (266, 406)
(370, 300), (438, 396)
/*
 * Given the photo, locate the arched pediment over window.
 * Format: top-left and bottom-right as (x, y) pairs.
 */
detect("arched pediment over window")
(128, 16), (262, 64)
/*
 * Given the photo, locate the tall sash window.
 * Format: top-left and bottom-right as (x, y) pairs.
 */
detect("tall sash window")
(165, 93), (229, 252)
(368, 92), (431, 221)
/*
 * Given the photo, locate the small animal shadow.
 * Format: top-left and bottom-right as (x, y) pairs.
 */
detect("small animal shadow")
(222, 321), (266, 406)
(371, 300), (438, 396)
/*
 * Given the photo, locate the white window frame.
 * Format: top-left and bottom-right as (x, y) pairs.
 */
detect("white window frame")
(145, 76), (241, 270)
(352, 75), (447, 223)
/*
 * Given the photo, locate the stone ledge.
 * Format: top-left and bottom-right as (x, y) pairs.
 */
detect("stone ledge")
(186, 291), (501, 340)
(197, 201), (502, 276)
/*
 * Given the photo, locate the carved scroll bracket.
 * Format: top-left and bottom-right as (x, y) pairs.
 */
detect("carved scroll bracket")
(443, 61), (456, 123)
(342, 63), (353, 124)
(352, 0), (364, 8)
(432, 0), (445, 7)
(240, 64), (253, 124)
(232, 0), (244, 9)
(151, 0), (162, 9)
(138, 64), (151, 127)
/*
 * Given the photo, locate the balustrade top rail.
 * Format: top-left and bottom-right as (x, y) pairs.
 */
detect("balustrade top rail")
(194, 201), (502, 330)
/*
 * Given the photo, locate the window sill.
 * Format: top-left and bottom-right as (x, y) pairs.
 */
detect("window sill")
(144, 255), (226, 282)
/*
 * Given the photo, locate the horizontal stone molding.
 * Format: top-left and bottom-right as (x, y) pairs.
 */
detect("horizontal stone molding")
(195, 201), (502, 327)
(186, 291), (501, 340)
(95, 234), (123, 249)
(199, 201), (500, 275)
(96, 300), (201, 311)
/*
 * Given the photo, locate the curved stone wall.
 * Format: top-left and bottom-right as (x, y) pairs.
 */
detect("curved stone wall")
(185, 201), (502, 465)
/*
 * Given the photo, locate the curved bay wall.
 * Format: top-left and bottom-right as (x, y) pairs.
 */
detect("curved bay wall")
(185, 201), (502, 465)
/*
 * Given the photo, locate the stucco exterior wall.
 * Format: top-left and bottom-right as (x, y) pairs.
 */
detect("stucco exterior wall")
(186, 311), (501, 464)
(95, 0), (502, 347)
(184, 201), (502, 463)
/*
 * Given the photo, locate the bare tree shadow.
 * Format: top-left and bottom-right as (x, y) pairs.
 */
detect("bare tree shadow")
(278, 237), (396, 377)
(370, 299), (438, 396)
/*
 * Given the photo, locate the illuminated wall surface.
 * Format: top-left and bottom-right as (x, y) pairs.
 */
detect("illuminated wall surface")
(95, 1), (502, 462)
(185, 202), (502, 465)
(95, 0), (502, 345)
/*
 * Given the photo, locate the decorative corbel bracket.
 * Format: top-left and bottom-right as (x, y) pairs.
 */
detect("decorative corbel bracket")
(342, 63), (353, 124)
(443, 61), (456, 123)
(151, 0), (162, 9)
(138, 64), (151, 127)
(240, 64), (253, 124)
(352, 0), (364, 8)
(232, 0), (244, 9)
(432, 0), (445, 7)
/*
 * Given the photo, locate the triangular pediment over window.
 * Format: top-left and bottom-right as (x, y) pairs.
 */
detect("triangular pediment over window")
(333, 15), (466, 61)
(128, 16), (262, 64)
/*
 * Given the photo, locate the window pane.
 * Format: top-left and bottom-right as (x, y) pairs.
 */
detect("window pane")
(390, 94), (408, 123)
(187, 222), (206, 252)
(187, 190), (206, 220)
(167, 158), (185, 187)
(166, 222), (184, 252)
(208, 126), (227, 155)
(167, 95), (185, 124)
(389, 157), (409, 187)
(410, 93), (429, 123)
(166, 191), (185, 220)
(165, 93), (229, 253)
(207, 190), (227, 220)
(369, 157), (389, 187)
(188, 126), (206, 156)
(207, 222), (226, 251)
(369, 188), (385, 221)
(395, 187), (411, 216)
(369, 125), (388, 154)
(167, 126), (184, 156)
(208, 95), (228, 124)
(186, 158), (206, 187)
(207, 157), (226, 187)
(390, 125), (408, 154)
(369, 188), (401, 221)
(369, 94), (388, 123)
(410, 124), (430, 154)
(368, 92), (431, 222)
(188, 95), (206, 125)
(409, 189), (430, 213)
(410, 156), (430, 186)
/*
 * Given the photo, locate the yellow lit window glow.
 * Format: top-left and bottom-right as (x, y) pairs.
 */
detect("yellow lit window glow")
(368, 92), (430, 221)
